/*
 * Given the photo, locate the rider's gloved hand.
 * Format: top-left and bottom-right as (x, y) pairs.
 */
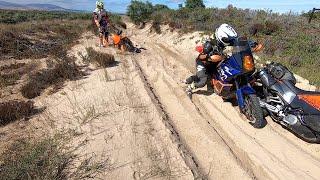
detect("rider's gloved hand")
(186, 82), (196, 93)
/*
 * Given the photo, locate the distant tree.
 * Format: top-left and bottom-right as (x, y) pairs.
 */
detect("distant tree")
(185, 0), (205, 9)
(153, 4), (170, 11)
(227, 4), (234, 10)
(127, 0), (153, 24)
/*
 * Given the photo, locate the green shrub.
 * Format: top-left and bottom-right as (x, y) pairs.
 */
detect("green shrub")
(153, 4), (170, 11)
(127, 0), (153, 24)
(135, 5), (320, 86)
(185, 0), (205, 9)
(264, 20), (281, 35)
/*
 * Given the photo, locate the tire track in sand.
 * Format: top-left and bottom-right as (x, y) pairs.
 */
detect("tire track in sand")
(128, 43), (253, 179)
(127, 23), (320, 180)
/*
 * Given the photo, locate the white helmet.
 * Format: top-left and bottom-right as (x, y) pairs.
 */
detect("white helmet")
(96, 0), (104, 9)
(215, 24), (238, 46)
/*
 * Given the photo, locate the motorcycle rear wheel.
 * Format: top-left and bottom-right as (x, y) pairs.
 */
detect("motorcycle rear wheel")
(243, 94), (267, 128)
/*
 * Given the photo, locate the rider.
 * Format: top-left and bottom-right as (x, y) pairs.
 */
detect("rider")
(185, 24), (238, 95)
(93, 0), (110, 47)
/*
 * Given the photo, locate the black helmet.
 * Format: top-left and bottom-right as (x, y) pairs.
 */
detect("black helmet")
(203, 41), (213, 54)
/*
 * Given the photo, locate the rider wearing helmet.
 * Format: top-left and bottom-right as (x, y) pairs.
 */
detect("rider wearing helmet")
(185, 23), (262, 96)
(93, 0), (110, 47)
(185, 24), (239, 95)
(215, 23), (238, 48)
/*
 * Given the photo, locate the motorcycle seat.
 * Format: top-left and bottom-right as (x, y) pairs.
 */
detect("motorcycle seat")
(284, 80), (319, 95)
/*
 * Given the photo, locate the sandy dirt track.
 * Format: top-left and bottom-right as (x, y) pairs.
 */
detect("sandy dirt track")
(28, 22), (320, 180)
(124, 22), (320, 179)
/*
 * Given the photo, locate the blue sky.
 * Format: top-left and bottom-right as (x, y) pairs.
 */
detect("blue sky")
(11, 0), (320, 14)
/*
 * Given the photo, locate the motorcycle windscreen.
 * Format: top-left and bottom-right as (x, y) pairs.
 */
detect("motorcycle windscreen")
(218, 38), (253, 82)
(230, 38), (253, 70)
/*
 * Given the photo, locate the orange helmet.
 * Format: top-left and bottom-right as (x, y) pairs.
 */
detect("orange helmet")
(112, 34), (121, 45)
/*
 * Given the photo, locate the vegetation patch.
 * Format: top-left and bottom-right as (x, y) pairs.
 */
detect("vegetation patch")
(0, 10), (92, 24)
(127, 1), (320, 86)
(0, 19), (90, 60)
(109, 14), (127, 29)
(0, 63), (38, 87)
(81, 47), (116, 68)
(0, 132), (108, 180)
(21, 56), (84, 99)
(151, 21), (161, 34)
(0, 100), (34, 125)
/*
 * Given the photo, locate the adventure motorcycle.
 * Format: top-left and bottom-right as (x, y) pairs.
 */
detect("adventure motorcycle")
(255, 63), (320, 143)
(209, 37), (266, 128)
(111, 29), (142, 53)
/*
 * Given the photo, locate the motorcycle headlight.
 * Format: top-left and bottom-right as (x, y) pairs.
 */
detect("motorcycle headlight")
(243, 55), (255, 72)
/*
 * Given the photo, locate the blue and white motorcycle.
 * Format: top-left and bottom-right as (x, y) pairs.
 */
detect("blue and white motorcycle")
(210, 37), (266, 128)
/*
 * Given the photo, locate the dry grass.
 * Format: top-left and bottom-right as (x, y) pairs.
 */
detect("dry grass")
(0, 100), (34, 125)
(0, 19), (91, 60)
(80, 47), (116, 68)
(0, 132), (109, 180)
(151, 21), (161, 34)
(0, 62), (38, 88)
(21, 56), (84, 99)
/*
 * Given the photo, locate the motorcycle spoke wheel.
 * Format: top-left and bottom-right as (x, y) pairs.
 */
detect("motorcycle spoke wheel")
(243, 94), (267, 128)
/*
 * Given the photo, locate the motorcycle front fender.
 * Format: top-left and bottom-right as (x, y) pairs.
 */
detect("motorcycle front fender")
(236, 85), (256, 109)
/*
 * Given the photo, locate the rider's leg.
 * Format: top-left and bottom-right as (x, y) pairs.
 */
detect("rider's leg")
(99, 33), (104, 47)
(194, 69), (208, 88)
(102, 28), (109, 46)
(206, 75), (214, 92)
(185, 75), (197, 84)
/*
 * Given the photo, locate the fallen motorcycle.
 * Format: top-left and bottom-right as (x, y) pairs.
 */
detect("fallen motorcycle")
(111, 30), (144, 53)
(208, 37), (266, 128)
(255, 63), (320, 143)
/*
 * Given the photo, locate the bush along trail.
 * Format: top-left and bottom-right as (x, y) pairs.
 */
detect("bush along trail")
(128, 1), (320, 87)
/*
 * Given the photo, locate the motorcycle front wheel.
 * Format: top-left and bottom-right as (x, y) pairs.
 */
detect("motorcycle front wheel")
(243, 94), (267, 128)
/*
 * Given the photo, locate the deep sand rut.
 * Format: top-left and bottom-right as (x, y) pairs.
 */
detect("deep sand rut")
(124, 23), (320, 179)
(36, 35), (194, 179)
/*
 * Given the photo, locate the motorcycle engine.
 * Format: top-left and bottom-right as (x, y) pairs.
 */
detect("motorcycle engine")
(260, 95), (300, 126)
(283, 114), (299, 125)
